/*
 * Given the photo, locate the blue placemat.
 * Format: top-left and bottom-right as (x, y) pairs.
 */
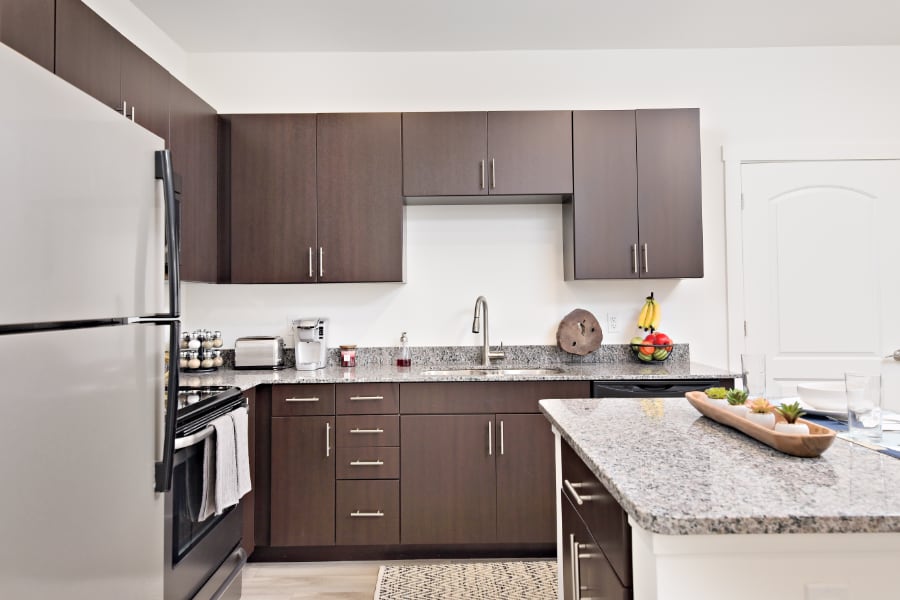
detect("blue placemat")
(806, 416), (900, 459)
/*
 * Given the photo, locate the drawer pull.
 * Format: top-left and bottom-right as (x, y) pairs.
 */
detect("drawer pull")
(350, 510), (384, 518)
(286, 397), (319, 402)
(563, 479), (585, 505)
(570, 534), (581, 600)
(350, 428), (384, 434)
(350, 460), (384, 466)
(349, 395), (384, 401)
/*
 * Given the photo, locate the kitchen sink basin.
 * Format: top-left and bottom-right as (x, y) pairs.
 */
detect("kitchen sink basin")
(420, 367), (565, 377)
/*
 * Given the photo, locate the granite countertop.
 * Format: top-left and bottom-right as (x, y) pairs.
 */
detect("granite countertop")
(540, 397), (900, 536)
(178, 360), (736, 389)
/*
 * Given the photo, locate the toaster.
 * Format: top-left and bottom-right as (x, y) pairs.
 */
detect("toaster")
(234, 336), (286, 370)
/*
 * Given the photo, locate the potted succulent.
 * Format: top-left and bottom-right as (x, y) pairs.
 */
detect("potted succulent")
(745, 398), (776, 429)
(704, 387), (728, 403)
(774, 401), (809, 435)
(725, 388), (750, 416)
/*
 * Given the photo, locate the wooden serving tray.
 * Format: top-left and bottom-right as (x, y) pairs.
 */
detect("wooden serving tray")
(684, 391), (836, 458)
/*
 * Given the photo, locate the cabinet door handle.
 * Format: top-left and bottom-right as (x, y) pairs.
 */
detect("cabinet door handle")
(308, 247), (314, 278)
(326, 422), (331, 457)
(121, 99), (127, 117)
(563, 479), (585, 505)
(631, 244), (638, 274)
(500, 420), (504, 455)
(570, 534), (581, 600)
(350, 460), (384, 466)
(490, 158), (496, 189)
(350, 428), (384, 434)
(642, 243), (649, 273)
(488, 420), (492, 456)
(350, 510), (384, 518)
(480, 160), (485, 190)
(286, 397), (319, 402)
(131, 105), (135, 122)
(349, 395), (384, 401)
(319, 247), (324, 277)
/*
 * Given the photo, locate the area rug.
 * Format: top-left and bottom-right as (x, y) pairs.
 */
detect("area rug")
(374, 560), (556, 600)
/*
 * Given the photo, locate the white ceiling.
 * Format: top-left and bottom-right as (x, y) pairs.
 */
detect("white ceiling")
(130, 0), (900, 53)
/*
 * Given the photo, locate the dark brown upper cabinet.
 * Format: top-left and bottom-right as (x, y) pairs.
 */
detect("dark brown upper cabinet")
(402, 110), (573, 197)
(226, 114), (317, 284)
(316, 113), (404, 283)
(55, 0), (123, 112)
(120, 38), (170, 142)
(0, 0), (55, 71)
(565, 108), (702, 280)
(170, 78), (218, 283)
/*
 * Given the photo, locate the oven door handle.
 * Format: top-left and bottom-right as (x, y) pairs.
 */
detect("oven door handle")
(174, 426), (215, 450)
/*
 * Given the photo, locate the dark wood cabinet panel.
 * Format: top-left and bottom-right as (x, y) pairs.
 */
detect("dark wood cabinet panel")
(0, 0), (55, 71)
(402, 112), (488, 196)
(227, 114), (317, 283)
(336, 480), (399, 545)
(565, 108), (702, 280)
(636, 108), (703, 278)
(241, 386), (257, 556)
(487, 110), (573, 195)
(496, 414), (556, 544)
(271, 384), (335, 416)
(561, 492), (631, 600)
(400, 381), (590, 414)
(566, 110), (639, 280)
(55, 0), (123, 111)
(169, 78), (218, 282)
(335, 382), (399, 415)
(270, 416), (335, 546)
(120, 38), (170, 143)
(401, 414), (496, 544)
(316, 113), (403, 283)
(335, 415), (399, 447)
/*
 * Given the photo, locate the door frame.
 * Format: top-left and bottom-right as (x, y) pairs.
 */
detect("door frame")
(722, 143), (900, 372)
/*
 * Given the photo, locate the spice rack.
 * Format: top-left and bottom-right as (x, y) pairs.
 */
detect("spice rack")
(179, 329), (224, 373)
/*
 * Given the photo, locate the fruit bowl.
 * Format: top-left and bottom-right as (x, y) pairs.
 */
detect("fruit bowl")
(630, 343), (672, 363)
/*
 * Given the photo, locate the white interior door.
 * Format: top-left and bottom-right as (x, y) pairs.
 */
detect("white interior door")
(741, 160), (900, 410)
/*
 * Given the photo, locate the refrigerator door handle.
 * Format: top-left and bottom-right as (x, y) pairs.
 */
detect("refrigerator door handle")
(155, 149), (180, 318)
(155, 320), (179, 492)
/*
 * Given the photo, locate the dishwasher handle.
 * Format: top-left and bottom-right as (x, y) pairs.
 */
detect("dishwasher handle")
(591, 380), (723, 398)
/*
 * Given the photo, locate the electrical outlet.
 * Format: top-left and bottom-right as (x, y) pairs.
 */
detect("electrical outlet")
(805, 584), (849, 600)
(607, 313), (621, 333)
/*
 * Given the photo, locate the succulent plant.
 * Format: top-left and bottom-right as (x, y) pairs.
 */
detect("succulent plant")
(775, 401), (806, 424)
(705, 387), (727, 399)
(748, 398), (773, 414)
(725, 388), (749, 406)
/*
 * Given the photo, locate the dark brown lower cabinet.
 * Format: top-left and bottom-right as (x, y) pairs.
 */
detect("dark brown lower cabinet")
(561, 492), (630, 600)
(241, 386), (257, 556)
(270, 416), (335, 546)
(400, 414), (497, 544)
(496, 413), (556, 544)
(336, 480), (399, 545)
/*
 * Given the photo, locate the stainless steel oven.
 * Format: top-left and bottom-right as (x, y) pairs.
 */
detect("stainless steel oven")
(165, 386), (248, 600)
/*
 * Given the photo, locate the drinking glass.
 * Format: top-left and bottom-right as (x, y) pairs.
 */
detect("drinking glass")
(845, 373), (882, 442)
(740, 354), (766, 401)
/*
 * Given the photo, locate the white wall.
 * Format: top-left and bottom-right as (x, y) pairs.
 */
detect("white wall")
(178, 46), (900, 367)
(81, 5), (900, 369)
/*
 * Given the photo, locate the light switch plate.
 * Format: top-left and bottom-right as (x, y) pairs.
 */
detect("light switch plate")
(607, 313), (621, 333)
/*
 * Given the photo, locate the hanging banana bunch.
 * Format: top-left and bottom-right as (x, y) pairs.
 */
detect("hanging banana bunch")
(636, 291), (662, 333)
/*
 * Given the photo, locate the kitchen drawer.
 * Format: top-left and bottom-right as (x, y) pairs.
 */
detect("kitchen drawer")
(336, 415), (400, 447)
(335, 446), (400, 479)
(561, 491), (631, 600)
(561, 439), (631, 588)
(336, 383), (399, 414)
(400, 381), (590, 414)
(272, 384), (335, 416)
(336, 480), (399, 545)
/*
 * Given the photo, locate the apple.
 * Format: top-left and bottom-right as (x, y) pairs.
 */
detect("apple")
(630, 336), (645, 351)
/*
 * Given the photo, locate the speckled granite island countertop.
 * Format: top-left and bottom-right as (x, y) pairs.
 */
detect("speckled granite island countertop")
(540, 397), (900, 536)
(179, 360), (735, 389)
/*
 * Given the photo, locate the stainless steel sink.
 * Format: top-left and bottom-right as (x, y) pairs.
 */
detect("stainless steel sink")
(420, 367), (565, 377)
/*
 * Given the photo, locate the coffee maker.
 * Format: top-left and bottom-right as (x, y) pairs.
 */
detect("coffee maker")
(292, 318), (328, 370)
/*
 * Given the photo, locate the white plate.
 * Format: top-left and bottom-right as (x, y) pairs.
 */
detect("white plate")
(796, 382), (847, 412)
(774, 397), (846, 419)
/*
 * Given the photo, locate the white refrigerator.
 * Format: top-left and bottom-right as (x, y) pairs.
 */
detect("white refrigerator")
(0, 44), (180, 598)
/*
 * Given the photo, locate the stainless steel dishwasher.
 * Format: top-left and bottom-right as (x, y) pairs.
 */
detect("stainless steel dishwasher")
(591, 379), (727, 398)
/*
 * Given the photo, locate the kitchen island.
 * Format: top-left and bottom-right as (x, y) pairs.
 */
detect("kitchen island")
(540, 397), (900, 600)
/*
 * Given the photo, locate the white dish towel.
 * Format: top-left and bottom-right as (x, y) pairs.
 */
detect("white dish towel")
(212, 413), (240, 514)
(231, 406), (252, 498)
(198, 407), (253, 521)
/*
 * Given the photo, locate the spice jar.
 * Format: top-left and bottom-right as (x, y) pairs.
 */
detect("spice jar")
(187, 350), (201, 369)
(212, 331), (223, 348)
(340, 345), (357, 368)
(178, 351), (189, 369)
(212, 350), (224, 368)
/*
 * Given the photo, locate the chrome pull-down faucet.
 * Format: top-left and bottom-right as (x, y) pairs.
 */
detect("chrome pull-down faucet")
(472, 296), (505, 367)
